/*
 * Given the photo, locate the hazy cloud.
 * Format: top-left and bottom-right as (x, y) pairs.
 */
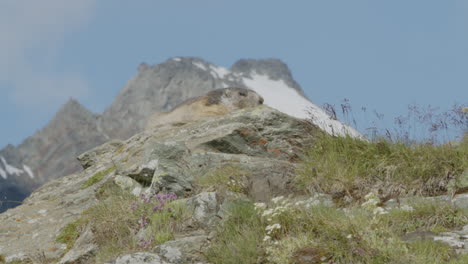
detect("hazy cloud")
(0, 0), (95, 107)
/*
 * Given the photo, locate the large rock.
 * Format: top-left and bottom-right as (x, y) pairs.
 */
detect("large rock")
(114, 105), (320, 201)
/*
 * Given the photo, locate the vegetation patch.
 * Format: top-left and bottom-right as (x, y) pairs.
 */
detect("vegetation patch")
(55, 219), (87, 252)
(95, 179), (122, 200)
(81, 166), (116, 188)
(80, 183), (190, 262)
(195, 165), (250, 194)
(296, 134), (468, 203)
(253, 196), (468, 264)
(378, 199), (468, 234)
(206, 200), (265, 264)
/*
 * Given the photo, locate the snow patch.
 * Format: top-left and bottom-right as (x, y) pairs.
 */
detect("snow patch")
(97, 119), (110, 140)
(0, 167), (6, 179)
(172, 57), (182, 62)
(242, 73), (362, 138)
(23, 164), (34, 179)
(192, 61), (208, 71)
(209, 65), (230, 79)
(0, 156), (24, 176)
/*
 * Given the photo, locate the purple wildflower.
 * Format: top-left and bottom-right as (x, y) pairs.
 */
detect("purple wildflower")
(130, 202), (139, 212)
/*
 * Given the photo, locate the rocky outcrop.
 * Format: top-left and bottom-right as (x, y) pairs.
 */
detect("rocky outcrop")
(0, 106), (319, 262)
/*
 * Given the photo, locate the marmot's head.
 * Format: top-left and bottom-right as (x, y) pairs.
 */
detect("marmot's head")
(206, 88), (264, 110)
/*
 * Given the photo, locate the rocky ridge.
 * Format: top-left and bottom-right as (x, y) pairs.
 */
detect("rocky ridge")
(0, 57), (360, 213)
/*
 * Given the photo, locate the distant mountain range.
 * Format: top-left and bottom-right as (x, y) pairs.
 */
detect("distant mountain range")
(0, 57), (360, 212)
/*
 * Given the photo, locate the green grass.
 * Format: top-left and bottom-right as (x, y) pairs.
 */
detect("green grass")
(55, 219), (86, 252)
(80, 183), (191, 262)
(202, 134), (468, 263)
(206, 200), (265, 264)
(81, 167), (116, 188)
(0, 257), (33, 264)
(296, 134), (468, 202)
(83, 192), (139, 262)
(195, 165), (250, 194)
(269, 200), (467, 263)
(378, 199), (468, 234)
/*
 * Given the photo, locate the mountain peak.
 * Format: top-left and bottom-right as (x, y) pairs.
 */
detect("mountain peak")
(61, 97), (84, 111)
(54, 98), (96, 122)
(231, 58), (304, 96)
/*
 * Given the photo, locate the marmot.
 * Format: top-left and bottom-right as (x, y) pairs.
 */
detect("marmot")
(146, 87), (264, 130)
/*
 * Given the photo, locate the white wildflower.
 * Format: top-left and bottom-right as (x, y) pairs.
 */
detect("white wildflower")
(373, 207), (388, 215)
(254, 202), (267, 211)
(364, 192), (378, 200)
(262, 209), (274, 217)
(361, 198), (380, 209)
(309, 199), (320, 207)
(346, 234), (353, 239)
(274, 206), (286, 213)
(271, 196), (284, 204)
(265, 223), (281, 232)
(400, 205), (414, 212)
(295, 200), (305, 206)
(263, 235), (271, 242)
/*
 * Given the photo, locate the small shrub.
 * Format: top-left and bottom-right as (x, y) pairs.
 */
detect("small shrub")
(82, 167), (116, 188)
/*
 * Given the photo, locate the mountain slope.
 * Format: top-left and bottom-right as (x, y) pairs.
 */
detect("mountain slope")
(0, 99), (108, 212)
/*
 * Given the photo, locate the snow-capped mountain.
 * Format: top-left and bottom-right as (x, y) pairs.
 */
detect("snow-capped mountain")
(190, 58), (361, 138)
(0, 156), (34, 180)
(0, 57), (361, 213)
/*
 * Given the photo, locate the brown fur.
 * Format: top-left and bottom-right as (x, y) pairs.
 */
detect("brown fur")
(146, 88), (264, 130)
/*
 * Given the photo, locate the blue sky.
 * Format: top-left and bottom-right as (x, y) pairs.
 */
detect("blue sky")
(1, 0), (467, 148)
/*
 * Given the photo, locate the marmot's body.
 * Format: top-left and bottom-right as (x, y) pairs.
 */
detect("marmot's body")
(146, 88), (264, 130)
